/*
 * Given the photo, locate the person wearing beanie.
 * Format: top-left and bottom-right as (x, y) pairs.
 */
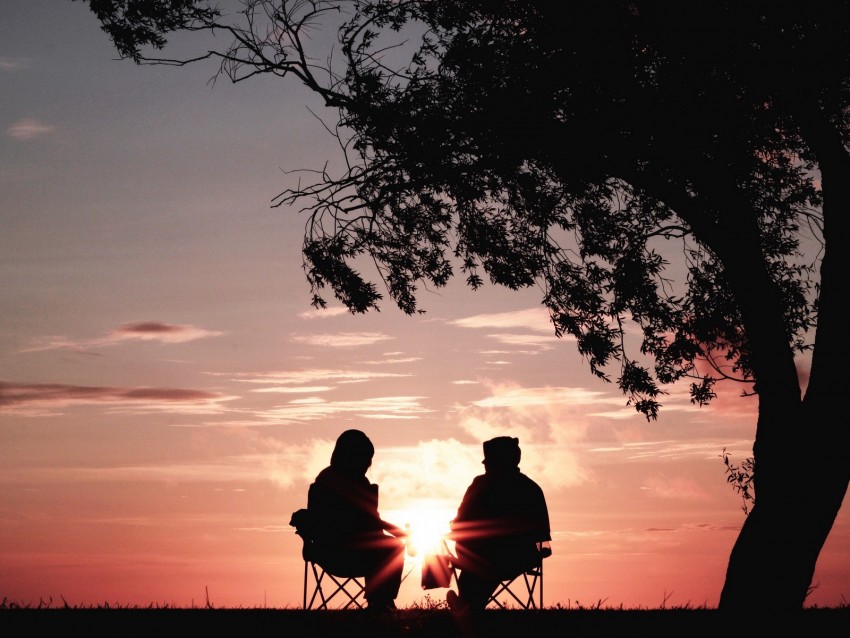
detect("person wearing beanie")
(447, 436), (551, 616)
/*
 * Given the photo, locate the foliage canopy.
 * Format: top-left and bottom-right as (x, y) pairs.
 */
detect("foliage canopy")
(80, 1), (832, 423)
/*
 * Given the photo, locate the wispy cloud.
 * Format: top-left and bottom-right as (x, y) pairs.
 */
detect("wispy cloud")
(225, 369), (410, 387)
(360, 356), (422, 365)
(640, 474), (712, 501)
(450, 308), (553, 332)
(15, 335), (88, 354)
(155, 390), (432, 426)
(19, 321), (223, 353)
(0, 57), (27, 71)
(470, 385), (615, 409)
(449, 309), (569, 353)
(107, 321), (223, 344)
(291, 332), (394, 347)
(484, 332), (558, 350)
(7, 118), (54, 140)
(255, 395), (432, 424)
(0, 464), (243, 486)
(597, 440), (748, 463)
(251, 386), (334, 394)
(0, 381), (234, 416)
(298, 306), (349, 319)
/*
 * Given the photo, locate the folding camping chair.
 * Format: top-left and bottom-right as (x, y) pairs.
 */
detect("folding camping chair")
(487, 543), (551, 610)
(438, 537), (551, 610)
(290, 508), (367, 610)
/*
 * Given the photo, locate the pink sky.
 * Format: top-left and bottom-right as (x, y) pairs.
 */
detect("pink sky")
(0, 1), (847, 610)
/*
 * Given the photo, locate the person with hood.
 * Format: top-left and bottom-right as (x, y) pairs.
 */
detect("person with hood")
(305, 429), (406, 611)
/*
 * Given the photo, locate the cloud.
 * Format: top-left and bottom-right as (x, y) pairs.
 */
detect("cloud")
(3, 436), (339, 491)
(640, 474), (712, 501)
(360, 356), (422, 365)
(15, 336), (85, 354)
(450, 308), (553, 332)
(254, 395), (433, 424)
(453, 381), (606, 490)
(633, 376), (759, 425)
(483, 333), (558, 351)
(19, 321), (223, 352)
(470, 385), (616, 410)
(251, 386), (334, 394)
(298, 306), (349, 319)
(588, 438), (754, 464)
(7, 118), (54, 140)
(70, 435), (340, 490)
(0, 463), (267, 486)
(374, 438), (481, 513)
(449, 309), (573, 353)
(0, 57), (27, 71)
(107, 321), (223, 344)
(225, 369), (410, 387)
(0, 381), (234, 416)
(194, 435), (336, 490)
(291, 332), (394, 347)
(6, 436), (471, 507)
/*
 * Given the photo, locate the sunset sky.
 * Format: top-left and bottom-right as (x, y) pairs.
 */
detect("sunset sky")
(2, 1), (848, 610)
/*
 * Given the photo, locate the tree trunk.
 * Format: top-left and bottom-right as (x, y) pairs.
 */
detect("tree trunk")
(713, 287), (805, 610)
(622, 164), (843, 611)
(718, 106), (850, 611)
(718, 335), (848, 611)
(718, 403), (829, 611)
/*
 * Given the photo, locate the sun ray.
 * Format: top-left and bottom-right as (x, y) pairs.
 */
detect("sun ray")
(384, 499), (456, 560)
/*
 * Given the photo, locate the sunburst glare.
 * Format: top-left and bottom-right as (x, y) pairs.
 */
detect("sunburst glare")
(385, 499), (456, 559)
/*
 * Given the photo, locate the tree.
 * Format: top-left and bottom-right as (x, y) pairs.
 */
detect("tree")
(77, 0), (849, 611)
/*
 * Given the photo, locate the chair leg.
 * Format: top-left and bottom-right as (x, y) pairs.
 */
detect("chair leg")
(304, 560), (366, 610)
(487, 563), (544, 610)
(488, 579), (513, 609)
(522, 572), (537, 609)
(538, 565), (543, 609)
(323, 573), (366, 609)
(308, 561), (328, 609)
(488, 575), (522, 609)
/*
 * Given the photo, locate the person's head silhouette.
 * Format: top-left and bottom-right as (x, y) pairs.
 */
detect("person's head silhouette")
(330, 429), (375, 476)
(482, 436), (521, 472)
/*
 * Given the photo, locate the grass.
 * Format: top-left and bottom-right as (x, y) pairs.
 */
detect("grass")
(3, 596), (849, 637)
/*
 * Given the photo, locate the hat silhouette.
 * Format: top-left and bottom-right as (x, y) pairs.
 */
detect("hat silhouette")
(482, 436), (521, 467)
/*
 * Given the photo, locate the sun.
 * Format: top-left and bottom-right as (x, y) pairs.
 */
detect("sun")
(386, 499), (455, 558)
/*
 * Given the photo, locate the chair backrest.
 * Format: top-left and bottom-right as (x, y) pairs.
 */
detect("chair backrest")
(289, 507), (319, 562)
(290, 508), (315, 537)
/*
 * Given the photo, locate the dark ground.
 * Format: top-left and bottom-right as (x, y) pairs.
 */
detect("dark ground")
(2, 608), (849, 637)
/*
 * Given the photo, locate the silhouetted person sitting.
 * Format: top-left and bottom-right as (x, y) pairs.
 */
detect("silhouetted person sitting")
(447, 436), (551, 615)
(304, 429), (406, 612)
